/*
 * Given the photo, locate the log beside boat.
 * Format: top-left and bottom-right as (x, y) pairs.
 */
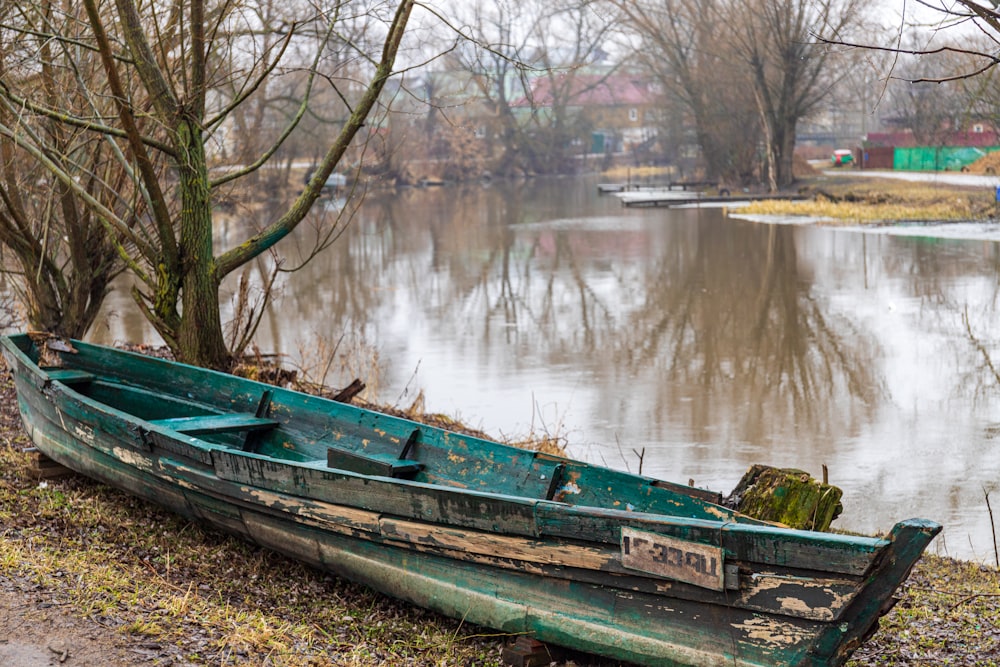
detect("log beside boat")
(0, 333), (940, 667)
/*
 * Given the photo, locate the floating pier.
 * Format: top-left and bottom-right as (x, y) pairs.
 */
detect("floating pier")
(617, 191), (808, 208)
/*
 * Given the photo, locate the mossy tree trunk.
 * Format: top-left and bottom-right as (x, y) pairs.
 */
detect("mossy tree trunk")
(176, 119), (229, 370)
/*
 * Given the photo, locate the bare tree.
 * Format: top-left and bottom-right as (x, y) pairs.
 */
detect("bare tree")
(452, 0), (536, 175)
(881, 53), (963, 144)
(615, 0), (864, 189)
(515, 0), (619, 173)
(613, 0), (762, 183)
(732, 0), (865, 189)
(0, 0), (129, 337)
(453, 0), (617, 175)
(392, 61), (492, 183)
(0, 0), (415, 369)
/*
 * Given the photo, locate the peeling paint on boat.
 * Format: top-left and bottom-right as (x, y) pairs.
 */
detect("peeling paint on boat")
(778, 596), (833, 620)
(112, 447), (151, 471)
(73, 423), (95, 445)
(731, 617), (810, 648)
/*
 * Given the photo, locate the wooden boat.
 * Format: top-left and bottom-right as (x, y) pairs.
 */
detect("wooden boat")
(1, 333), (940, 667)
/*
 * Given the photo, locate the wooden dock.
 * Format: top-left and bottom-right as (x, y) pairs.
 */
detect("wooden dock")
(598, 181), (716, 194)
(619, 192), (808, 208)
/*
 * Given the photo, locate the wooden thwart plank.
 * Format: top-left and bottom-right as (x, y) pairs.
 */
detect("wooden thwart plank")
(44, 368), (95, 385)
(150, 413), (278, 435)
(326, 448), (423, 478)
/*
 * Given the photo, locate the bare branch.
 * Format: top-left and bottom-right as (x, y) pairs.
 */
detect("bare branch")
(0, 118), (154, 278)
(204, 22), (301, 133)
(215, 0), (417, 279)
(0, 81), (175, 155)
(816, 34), (1000, 82)
(83, 0), (178, 265)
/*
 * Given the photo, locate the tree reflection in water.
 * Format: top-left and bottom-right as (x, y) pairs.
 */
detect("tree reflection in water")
(617, 219), (883, 460)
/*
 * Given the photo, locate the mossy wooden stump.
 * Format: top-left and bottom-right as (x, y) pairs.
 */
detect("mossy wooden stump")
(728, 464), (843, 531)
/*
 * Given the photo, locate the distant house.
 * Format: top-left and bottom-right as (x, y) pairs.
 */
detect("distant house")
(379, 64), (667, 177)
(511, 71), (662, 156)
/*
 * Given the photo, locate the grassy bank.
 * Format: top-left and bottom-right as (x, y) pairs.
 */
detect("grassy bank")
(848, 556), (1000, 666)
(738, 174), (1000, 223)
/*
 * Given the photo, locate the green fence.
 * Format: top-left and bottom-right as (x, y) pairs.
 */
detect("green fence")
(893, 145), (1000, 171)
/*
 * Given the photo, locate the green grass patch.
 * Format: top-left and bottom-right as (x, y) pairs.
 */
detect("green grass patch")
(847, 555), (1000, 666)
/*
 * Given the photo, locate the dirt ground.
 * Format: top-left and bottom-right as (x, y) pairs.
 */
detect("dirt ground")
(0, 578), (137, 666)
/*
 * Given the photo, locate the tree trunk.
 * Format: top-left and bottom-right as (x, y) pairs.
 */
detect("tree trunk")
(2, 0), (414, 370)
(776, 123), (797, 188)
(175, 119), (230, 369)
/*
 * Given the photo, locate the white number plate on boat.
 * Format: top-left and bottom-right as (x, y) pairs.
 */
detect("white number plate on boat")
(621, 527), (725, 591)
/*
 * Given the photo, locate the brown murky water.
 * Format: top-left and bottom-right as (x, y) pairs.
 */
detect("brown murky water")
(94, 177), (1000, 560)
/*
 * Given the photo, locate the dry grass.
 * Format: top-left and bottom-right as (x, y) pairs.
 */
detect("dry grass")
(737, 198), (981, 223)
(292, 331), (387, 404)
(965, 151), (1000, 175)
(737, 176), (999, 223)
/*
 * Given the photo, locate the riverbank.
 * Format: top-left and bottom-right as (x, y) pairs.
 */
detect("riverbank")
(0, 361), (998, 665)
(738, 171), (1000, 223)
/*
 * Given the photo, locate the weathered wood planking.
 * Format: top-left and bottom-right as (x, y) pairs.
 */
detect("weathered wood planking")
(1, 333), (942, 667)
(167, 461), (869, 623)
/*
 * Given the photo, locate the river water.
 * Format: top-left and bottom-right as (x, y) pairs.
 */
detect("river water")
(94, 176), (1000, 561)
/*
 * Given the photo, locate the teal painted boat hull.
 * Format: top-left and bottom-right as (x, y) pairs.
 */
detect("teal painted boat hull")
(1, 334), (940, 667)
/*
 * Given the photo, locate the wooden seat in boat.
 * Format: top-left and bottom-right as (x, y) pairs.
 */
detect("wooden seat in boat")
(325, 427), (424, 479)
(44, 368), (96, 386)
(150, 413), (278, 436)
(325, 448), (424, 478)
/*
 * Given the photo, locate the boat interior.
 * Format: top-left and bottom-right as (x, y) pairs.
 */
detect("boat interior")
(13, 334), (753, 522)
